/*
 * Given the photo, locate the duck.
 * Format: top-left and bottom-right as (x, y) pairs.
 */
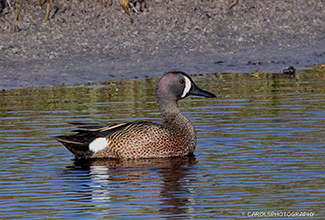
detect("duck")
(55, 71), (216, 159)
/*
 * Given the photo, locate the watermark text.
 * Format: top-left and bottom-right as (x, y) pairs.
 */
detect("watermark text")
(242, 211), (315, 218)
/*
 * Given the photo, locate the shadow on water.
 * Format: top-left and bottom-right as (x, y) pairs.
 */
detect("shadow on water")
(65, 156), (197, 217)
(1, 65), (325, 218)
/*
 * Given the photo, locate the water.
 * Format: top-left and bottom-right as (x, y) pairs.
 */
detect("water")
(1, 66), (325, 219)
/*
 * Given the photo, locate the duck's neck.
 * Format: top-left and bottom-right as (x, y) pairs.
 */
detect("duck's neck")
(158, 99), (194, 134)
(157, 98), (197, 154)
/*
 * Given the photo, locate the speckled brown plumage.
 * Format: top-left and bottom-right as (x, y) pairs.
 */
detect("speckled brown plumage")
(55, 71), (216, 159)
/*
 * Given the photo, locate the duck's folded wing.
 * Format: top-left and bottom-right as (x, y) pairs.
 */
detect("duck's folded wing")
(54, 121), (154, 158)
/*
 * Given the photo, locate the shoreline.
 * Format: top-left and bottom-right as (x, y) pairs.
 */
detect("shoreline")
(1, 0), (325, 90)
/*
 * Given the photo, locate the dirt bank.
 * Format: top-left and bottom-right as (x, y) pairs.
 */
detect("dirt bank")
(0, 0), (325, 89)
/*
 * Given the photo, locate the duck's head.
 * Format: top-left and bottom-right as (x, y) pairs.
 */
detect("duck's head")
(156, 71), (216, 104)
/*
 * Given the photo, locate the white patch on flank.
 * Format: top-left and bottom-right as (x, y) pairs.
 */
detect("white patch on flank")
(181, 76), (192, 98)
(89, 138), (108, 153)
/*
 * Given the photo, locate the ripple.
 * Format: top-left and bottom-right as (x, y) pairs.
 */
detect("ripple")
(1, 70), (325, 218)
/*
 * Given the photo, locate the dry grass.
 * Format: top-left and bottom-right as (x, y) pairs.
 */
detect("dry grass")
(14, 0), (23, 33)
(9, 0), (144, 32)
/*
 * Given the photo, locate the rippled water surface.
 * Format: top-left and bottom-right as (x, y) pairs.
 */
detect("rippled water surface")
(1, 66), (325, 219)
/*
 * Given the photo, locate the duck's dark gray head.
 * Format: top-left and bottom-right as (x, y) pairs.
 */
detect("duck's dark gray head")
(156, 71), (216, 103)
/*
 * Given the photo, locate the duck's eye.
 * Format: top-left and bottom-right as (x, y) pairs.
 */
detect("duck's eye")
(179, 79), (185, 84)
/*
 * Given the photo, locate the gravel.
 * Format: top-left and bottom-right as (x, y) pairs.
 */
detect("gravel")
(0, 0), (325, 89)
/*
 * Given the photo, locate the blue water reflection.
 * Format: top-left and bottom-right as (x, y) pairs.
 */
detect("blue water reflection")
(0, 68), (324, 218)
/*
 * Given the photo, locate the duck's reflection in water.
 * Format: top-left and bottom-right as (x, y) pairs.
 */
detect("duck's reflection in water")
(67, 155), (197, 217)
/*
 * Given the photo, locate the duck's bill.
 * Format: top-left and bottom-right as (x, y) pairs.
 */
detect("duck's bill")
(189, 85), (216, 98)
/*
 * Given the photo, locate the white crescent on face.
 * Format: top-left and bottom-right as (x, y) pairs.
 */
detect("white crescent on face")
(181, 76), (192, 98)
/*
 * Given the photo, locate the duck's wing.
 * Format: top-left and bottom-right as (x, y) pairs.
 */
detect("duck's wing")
(70, 122), (129, 133)
(54, 121), (150, 158)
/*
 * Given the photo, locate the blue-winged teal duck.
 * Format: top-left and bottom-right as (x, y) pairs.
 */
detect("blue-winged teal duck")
(55, 71), (216, 159)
